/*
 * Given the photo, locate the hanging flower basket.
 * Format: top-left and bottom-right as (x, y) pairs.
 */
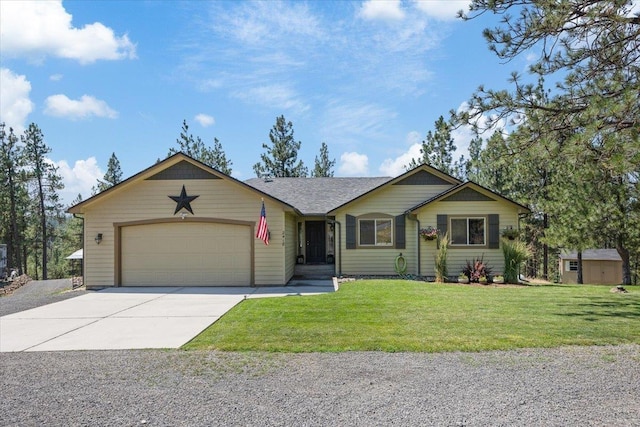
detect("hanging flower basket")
(501, 228), (519, 240)
(419, 227), (439, 241)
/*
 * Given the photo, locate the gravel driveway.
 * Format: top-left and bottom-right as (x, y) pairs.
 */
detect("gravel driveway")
(2, 346), (639, 426)
(1, 281), (639, 426)
(0, 278), (87, 317)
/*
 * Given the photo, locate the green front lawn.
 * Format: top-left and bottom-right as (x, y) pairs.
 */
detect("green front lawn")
(183, 280), (640, 352)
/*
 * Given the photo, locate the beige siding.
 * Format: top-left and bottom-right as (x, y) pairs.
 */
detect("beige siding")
(83, 177), (288, 288)
(417, 200), (520, 278)
(561, 260), (623, 284)
(332, 184), (445, 276)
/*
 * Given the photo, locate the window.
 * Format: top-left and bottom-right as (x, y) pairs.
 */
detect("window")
(450, 217), (486, 246)
(359, 219), (392, 246)
(568, 261), (578, 271)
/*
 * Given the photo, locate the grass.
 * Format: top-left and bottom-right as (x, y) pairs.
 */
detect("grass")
(183, 280), (640, 353)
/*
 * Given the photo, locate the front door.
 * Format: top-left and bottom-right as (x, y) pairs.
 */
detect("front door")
(305, 221), (326, 264)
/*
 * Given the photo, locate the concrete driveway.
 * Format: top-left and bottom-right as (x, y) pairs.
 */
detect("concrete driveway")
(0, 281), (334, 352)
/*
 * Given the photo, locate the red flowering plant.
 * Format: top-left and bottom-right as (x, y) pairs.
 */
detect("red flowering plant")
(419, 227), (439, 241)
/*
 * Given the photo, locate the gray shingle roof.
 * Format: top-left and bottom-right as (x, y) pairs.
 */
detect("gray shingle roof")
(559, 249), (622, 261)
(244, 177), (392, 215)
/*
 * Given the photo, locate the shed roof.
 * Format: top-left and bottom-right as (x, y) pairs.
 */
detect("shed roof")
(559, 249), (622, 261)
(244, 176), (392, 215)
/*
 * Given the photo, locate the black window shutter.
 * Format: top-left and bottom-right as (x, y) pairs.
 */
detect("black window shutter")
(395, 214), (405, 249)
(346, 214), (356, 249)
(488, 214), (500, 249)
(437, 215), (448, 236)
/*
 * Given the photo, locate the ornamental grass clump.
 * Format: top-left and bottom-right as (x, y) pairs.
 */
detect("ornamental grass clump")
(435, 233), (449, 283)
(502, 238), (530, 283)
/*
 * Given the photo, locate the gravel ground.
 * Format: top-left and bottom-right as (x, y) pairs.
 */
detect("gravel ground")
(1, 281), (639, 426)
(0, 279), (88, 317)
(1, 346), (639, 426)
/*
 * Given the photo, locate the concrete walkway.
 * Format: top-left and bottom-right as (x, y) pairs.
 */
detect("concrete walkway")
(0, 280), (335, 352)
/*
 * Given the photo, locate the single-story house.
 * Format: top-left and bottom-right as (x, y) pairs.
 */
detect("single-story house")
(559, 249), (623, 284)
(68, 153), (530, 289)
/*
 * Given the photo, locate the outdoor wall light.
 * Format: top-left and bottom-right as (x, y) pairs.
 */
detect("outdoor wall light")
(95, 233), (103, 245)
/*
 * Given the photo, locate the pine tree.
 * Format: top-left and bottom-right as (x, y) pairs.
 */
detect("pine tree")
(253, 115), (308, 178)
(459, 1), (640, 283)
(169, 120), (233, 174)
(94, 152), (123, 193)
(408, 116), (461, 177)
(22, 123), (64, 280)
(0, 124), (27, 275)
(312, 142), (335, 177)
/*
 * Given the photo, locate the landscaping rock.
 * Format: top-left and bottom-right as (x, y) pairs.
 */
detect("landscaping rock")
(0, 274), (32, 296)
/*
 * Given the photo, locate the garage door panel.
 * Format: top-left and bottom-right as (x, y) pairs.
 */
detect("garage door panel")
(121, 222), (251, 286)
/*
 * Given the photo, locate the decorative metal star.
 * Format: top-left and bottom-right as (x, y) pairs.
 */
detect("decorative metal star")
(169, 185), (199, 215)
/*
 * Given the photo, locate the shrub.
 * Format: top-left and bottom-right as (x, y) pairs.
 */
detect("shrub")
(462, 255), (492, 283)
(502, 238), (530, 283)
(435, 233), (449, 283)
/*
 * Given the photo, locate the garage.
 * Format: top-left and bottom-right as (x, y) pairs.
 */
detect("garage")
(120, 222), (252, 286)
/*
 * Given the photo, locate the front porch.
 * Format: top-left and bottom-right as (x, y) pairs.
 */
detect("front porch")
(293, 263), (336, 279)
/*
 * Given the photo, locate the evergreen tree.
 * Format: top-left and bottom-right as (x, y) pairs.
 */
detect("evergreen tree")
(408, 116), (457, 175)
(459, 0), (640, 284)
(22, 123), (64, 280)
(312, 142), (335, 177)
(94, 152), (123, 194)
(464, 135), (483, 182)
(0, 124), (27, 275)
(253, 115), (308, 177)
(169, 120), (232, 174)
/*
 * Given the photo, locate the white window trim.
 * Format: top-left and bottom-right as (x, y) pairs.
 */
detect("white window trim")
(568, 261), (578, 272)
(450, 217), (486, 246)
(358, 218), (394, 247)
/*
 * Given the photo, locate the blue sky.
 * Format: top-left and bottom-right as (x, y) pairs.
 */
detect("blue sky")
(1, 0), (537, 205)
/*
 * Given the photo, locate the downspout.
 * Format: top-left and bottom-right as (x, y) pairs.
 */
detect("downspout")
(406, 213), (420, 276)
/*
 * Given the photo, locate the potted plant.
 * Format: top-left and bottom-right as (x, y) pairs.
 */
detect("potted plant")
(478, 275), (488, 284)
(419, 227), (439, 241)
(501, 228), (519, 240)
(458, 273), (469, 284)
(492, 275), (505, 284)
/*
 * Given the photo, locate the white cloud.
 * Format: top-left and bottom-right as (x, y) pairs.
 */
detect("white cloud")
(0, 0), (136, 64)
(322, 100), (396, 146)
(216, 1), (324, 46)
(412, 0), (470, 21)
(379, 132), (424, 176)
(359, 0), (405, 21)
(44, 94), (118, 120)
(49, 74), (64, 82)
(53, 157), (103, 206)
(0, 68), (34, 133)
(338, 152), (369, 176)
(194, 113), (215, 127)
(232, 84), (310, 114)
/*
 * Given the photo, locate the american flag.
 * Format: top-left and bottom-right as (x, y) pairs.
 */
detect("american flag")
(256, 201), (269, 245)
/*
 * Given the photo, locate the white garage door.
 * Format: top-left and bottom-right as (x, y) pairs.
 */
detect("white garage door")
(121, 222), (251, 286)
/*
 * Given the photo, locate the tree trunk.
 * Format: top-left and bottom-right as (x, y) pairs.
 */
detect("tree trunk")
(542, 213), (548, 280)
(616, 244), (631, 285)
(7, 164), (22, 273)
(577, 250), (583, 284)
(37, 173), (47, 280)
(22, 245), (28, 276)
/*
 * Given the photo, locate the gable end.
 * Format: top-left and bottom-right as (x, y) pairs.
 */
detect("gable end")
(146, 160), (221, 180)
(393, 170), (452, 186)
(442, 187), (496, 202)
